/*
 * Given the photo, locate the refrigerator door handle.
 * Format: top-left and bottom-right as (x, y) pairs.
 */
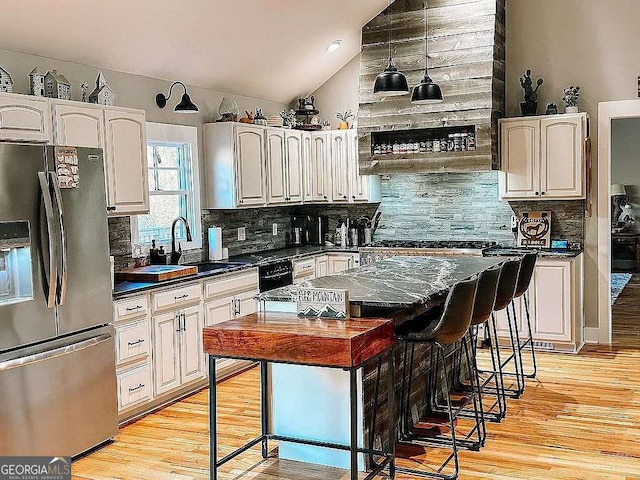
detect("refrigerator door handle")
(38, 172), (58, 309)
(0, 333), (112, 371)
(49, 172), (68, 305)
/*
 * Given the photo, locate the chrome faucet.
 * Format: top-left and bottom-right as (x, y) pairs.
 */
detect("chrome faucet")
(170, 216), (193, 265)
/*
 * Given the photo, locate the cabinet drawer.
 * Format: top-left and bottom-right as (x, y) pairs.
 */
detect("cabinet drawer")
(204, 269), (258, 300)
(293, 258), (316, 279)
(117, 364), (152, 411)
(114, 295), (149, 321)
(115, 320), (150, 366)
(152, 283), (202, 311)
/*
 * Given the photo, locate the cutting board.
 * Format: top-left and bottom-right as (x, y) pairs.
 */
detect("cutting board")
(115, 265), (198, 283)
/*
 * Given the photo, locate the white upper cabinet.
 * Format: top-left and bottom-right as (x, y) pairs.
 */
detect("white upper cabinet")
(284, 130), (304, 203)
(330, 131), (350, 203)
(204, 123), (380, 208)
(346, 130), (381, 203)
(104, 108), (149, 215)
(52, 102), (105, 149)
(0, 92), (51, 143)
(540, 116), (584, 198)
(311, 131), (331, 202)
(235, 125), (267, 207)
(302, 132), (314, 202)
(266, 128), (287, 204)
(499, 113), (587, 200)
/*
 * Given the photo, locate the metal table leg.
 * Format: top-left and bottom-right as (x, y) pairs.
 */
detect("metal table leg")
(261, 360), (269, 459)
(388, 351), (396, 479)
(209, 356), (217, 480)
(350, 368), (358, 480)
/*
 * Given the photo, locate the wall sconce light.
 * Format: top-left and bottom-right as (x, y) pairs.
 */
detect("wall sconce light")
(155, 81), (199, 113)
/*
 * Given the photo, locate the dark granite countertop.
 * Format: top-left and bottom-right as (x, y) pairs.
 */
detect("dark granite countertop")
(112, 245), (360, 299)
(258, 256), (506, 308)
(484, 246), (583, 258)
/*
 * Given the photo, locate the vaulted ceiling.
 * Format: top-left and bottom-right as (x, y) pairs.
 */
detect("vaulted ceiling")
(0, 0), (387, 103)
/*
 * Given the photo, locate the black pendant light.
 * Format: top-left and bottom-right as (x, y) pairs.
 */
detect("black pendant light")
(411, 0), (443, 104)
(374, 0), (409, 96)
(156, 81), (199, 113)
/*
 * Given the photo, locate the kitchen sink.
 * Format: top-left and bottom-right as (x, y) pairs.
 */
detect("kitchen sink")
(186, 260), (253, 273)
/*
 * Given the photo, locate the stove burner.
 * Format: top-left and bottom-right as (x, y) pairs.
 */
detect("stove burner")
(370, 240), (497, 250)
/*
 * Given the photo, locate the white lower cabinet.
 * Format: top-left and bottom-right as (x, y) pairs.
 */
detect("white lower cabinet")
(204, 269), (259, 376)
(293, 257), (316, 284)
(152, 305), (205, 396)
(117, 364), (152, 411)
(328, 253), (360, 274)
(315, 255), (329, 278)
(495, 255), (584, 353)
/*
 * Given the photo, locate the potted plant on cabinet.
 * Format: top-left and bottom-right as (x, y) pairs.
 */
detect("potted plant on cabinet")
(519, 69), (544, 116)
(336, 110), (354, 129)
(562, 85), (581, 113)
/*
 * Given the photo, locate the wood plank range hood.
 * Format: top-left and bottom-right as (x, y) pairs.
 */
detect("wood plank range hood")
(358, 0), (505, 174)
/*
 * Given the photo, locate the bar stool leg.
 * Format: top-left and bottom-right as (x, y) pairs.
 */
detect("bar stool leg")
(505, 305), (524, 398)
(388, 351), (396, 479)
(209, 356), (218, 480)
(487, 315), (507, 420)
(522, 293), (538, 379)
(510, 301), (527, 393)
(462, 333), (486, 447)
(437, 344), (460, 479)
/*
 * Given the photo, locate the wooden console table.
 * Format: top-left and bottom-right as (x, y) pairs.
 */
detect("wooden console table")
(203, 312), (396, 480)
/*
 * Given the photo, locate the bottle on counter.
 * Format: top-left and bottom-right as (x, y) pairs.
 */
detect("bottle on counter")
(433, 139), (441, 153)
(413, 140), (420, 153)
(460, 131), (468, 151)
(340, 221), (348, 248)
(392, 141), (400, 154)
(426, 139), (433, 153)
(335, 221), (342, 246)
(373, 143), (381, 155)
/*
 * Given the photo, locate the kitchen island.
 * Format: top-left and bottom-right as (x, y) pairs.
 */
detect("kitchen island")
(250, 256), (506, 472)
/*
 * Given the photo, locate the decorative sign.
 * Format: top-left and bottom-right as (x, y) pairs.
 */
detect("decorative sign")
(54, 146), (79, 189)
(517, 211), (551, 248)
(297, 288), (349, 319)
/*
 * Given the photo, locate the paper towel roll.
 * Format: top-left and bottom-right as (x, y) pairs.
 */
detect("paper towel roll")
(209, 227), (223, 261)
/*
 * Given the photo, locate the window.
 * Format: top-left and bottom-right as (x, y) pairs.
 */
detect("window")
(131, 123), (201, 251)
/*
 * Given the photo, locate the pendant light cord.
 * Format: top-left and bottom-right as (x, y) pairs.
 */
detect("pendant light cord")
(424, 0), (429, 73)
(387, 0), (392, 63)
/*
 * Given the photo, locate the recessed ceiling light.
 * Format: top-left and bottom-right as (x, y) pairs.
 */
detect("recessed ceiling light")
(326, 40), (343, 53)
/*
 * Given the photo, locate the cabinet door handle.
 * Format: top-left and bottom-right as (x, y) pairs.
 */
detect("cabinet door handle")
(181, 313), (187, 331)
(535, 192), (539, 195)
(127, 339), (145, 346)
(125, 305), (143, 312)
(235, 299), (241, 316)
(175, 294), (189, 300)
(107, 206), (117, 212)
(541, 191), (546, 195)
(128, 383), (145, 393)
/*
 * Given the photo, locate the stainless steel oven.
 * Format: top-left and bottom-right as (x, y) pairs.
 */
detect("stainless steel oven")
(258, 261), (293, 292)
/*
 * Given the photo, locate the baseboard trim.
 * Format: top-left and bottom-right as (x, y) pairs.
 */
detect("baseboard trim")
(584, 327), (600, 344)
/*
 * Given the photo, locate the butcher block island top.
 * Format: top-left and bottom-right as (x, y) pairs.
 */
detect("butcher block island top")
(202, 312), (394, 368)
(259, 256), (506, 308)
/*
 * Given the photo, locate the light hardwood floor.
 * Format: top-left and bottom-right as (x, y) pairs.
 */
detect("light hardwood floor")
(73, 282), (640, 479)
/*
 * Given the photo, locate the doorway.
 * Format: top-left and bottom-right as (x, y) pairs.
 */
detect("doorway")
(598, 100), (640, 344)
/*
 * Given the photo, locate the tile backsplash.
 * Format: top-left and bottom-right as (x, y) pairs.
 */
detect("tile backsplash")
(374, 172), (585, 246)
(109, 204), (378, 269)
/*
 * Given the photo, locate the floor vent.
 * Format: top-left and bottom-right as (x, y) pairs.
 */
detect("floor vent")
(533, 341), (554, 350)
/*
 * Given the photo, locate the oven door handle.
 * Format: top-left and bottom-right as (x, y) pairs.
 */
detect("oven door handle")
(260, 271), (292, 281)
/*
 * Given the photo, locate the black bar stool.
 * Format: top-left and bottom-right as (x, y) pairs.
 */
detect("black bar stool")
(511, 253), (538, 379)
(395, 275), (479, 480)
(485, 258), (525, 399)
(454, 264), (505, 426)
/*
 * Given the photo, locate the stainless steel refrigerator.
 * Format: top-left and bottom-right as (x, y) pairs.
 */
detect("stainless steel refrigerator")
(0, 144), (117, 457)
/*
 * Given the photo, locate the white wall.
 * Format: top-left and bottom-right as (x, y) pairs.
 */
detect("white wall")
(311, 55), (361, 129)
(611, 118), (640, 230)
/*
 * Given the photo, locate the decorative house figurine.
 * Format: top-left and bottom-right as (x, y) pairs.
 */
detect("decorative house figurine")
(254, 108), (268, 126)
(0, 66), (14, 93)
(28, 67), (45, 96)
(80, 82), (89, 102)
(44, 70), (71, 100)
(89, 72), (117, 106)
